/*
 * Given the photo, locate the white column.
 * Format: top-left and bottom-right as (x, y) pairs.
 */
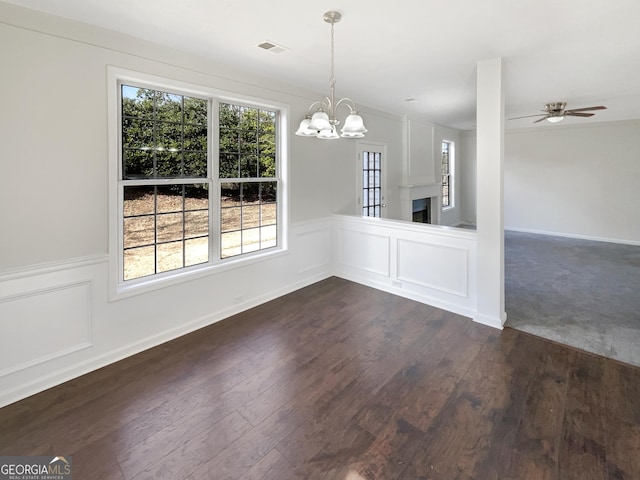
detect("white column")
(474, 57), (506, 329)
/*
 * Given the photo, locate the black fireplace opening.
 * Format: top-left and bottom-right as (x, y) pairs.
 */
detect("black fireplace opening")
(412, 197), (432, 224)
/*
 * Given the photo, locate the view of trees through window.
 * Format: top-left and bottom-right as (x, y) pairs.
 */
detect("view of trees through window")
(219, 103), (277, 258)
(120, 85), (278, 281)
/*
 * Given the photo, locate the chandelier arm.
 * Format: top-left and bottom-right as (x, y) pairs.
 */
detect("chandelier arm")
(335, 98), (357, 113)
(307, 100), (330, 115)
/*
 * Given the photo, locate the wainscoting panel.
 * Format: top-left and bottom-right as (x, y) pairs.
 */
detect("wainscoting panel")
(336, 227), (391, 277)
(294, 220), (332, 275)
(397, 240), (468, 296)
(406, 119), (435, 184)
(0, 281), (92, 377)
(332, 215), (477, 317)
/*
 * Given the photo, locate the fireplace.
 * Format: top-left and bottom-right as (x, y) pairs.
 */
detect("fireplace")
(412, 197), (433, 224)
(399, 183), (441, 225)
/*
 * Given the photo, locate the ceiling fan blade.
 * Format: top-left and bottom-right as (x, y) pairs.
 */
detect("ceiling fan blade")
(565, 106), (607, 113)
(565, 112), (594, 117)
(533, 116), (549, 123)
(508, 113), (547, 120)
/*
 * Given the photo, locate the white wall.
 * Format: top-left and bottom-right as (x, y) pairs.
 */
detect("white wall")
(0, 3), (404, 407)
(459, 121), (640, 244)
(504, 121), (640, 243)
(460, 130), (478, 225)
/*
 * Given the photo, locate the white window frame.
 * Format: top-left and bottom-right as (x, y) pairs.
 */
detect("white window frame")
(441, 140), (454, 210)
(107, 67), (289, 300)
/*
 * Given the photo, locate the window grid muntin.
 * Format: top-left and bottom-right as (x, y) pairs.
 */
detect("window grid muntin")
(220, 180), (278, 258)
(121, 85), (207, 180)
(123, 183), (210, 281)
(219, 103), (277, 180)
(219, 102), (279, 258)
(362, 151), (382, 218)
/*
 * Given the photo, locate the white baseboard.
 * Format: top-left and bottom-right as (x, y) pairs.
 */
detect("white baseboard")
(451, 221), (477, 229)
(473, 311), (506, 330)
(334, 271), (476, 321)
(505, 227), (640, 246)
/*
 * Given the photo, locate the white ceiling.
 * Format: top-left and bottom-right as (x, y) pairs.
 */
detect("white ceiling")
(6, 0), (640, 130)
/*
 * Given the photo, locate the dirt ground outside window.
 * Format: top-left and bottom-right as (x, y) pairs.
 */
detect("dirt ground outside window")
(123, 194), (276, 280)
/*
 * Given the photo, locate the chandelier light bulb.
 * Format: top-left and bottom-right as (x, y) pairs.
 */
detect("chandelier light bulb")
(295, 115), (318, 136)
(309, 110), (331, 131)
(317, 126), (340, 140)
(340, 130), (365, 138)
(341, 112), (367, 134)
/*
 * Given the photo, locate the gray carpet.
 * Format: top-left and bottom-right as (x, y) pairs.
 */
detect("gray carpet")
(505, 230), (640, 366)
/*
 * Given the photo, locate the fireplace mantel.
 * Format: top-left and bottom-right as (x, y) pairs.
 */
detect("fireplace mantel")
(399, 183), (442, 224)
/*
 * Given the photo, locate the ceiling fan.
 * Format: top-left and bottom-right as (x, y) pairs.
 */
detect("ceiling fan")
(509, 102), (607, 124)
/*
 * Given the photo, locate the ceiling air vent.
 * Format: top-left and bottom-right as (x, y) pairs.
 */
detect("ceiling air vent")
(257, 41), (288, 54)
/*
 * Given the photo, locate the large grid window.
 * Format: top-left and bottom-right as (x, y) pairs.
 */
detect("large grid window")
(118, 83), (280, 283)
(442, 141), (453, 209)
(362, 150), (382, 217)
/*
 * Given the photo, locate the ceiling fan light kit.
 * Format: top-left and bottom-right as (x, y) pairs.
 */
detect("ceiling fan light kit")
(295, 11), (367, 139)
(509, 102), (607, 124)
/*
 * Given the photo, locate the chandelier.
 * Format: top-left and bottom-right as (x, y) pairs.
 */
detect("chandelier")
(295, 11), (367, 140)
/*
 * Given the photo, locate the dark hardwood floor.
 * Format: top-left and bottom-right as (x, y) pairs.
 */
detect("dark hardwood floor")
(1, 277), (639, 479)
